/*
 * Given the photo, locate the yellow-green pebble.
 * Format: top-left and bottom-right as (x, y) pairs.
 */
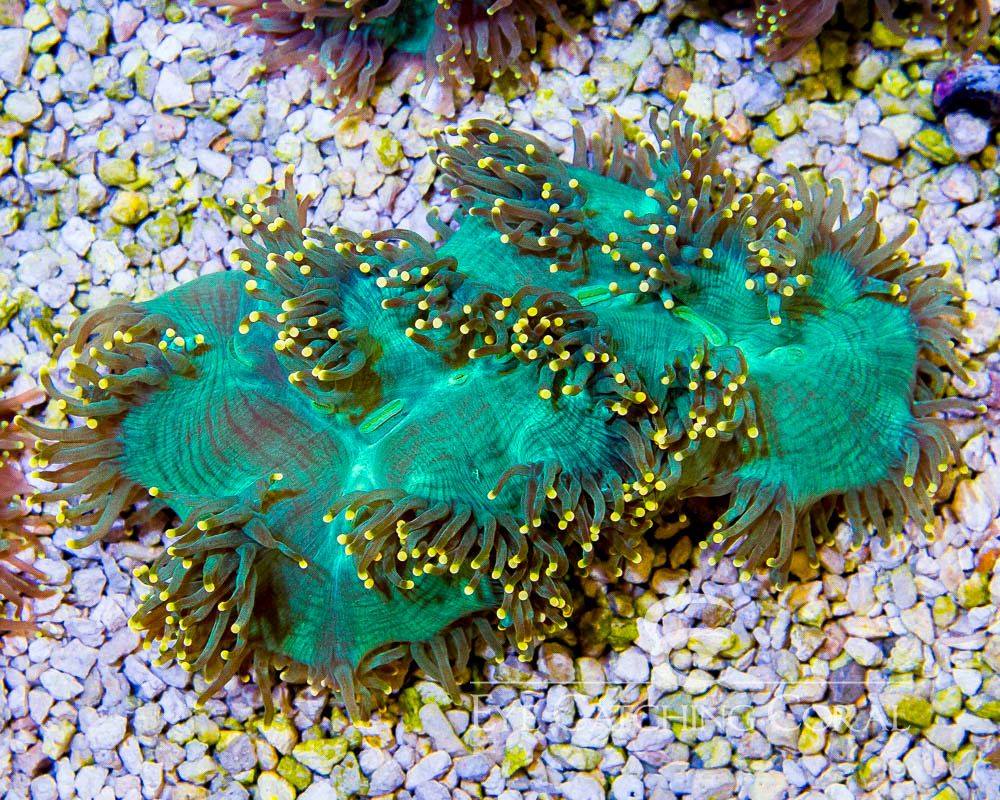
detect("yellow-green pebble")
(750, 126), (779, 158)
(881, 68), (912, 99)
(912, 129), (956, 165)
(502, 743), (534, 778)
(290, 738), (349, 775)
(548, 743), (603, 771)
(98, 157), (137, 187)
(41, 718), (75, 760)
(968, 698), (1000, 722)
(30, 28), (61, 54)
(373, 130), (404, 170)
(956, 572), (990, 608)
(870, 21), (908, 49)
(850, 53), (888, 90)
(110, 191), (150, 225)
(933, 595), (957, 627)
(855, 756), (884, 790)
(892, 695), (934, 729)
(257, 771), (296, 800)
(932, 685), (964, 717)
(797, 716), (826, 754)
(765, 106), (799, 138)
(277, 756), (312, 791)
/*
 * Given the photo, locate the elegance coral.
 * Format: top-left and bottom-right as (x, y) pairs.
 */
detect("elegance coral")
(28, 107), (973, 716)
(1, 369), (49, 633)
(744, 0), (995, 59)
(201, 0), (575, 111)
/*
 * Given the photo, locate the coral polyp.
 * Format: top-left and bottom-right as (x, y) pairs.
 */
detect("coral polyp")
(202, 0), (574, 110)
(1, 370), (50, 632)
(745, 0), (995, 59)
(31, 107), (972, 716)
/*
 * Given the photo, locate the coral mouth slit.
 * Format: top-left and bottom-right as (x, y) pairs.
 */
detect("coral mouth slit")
(31, 105), (973, 716)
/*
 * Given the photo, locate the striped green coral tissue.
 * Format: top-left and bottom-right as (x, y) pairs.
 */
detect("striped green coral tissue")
(26, 107), (975, 717)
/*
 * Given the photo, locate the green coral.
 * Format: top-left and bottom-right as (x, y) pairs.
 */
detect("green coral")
(27, 108), (972, 716)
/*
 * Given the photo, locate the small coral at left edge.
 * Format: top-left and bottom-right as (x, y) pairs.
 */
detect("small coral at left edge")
(1, 369), (50, 633)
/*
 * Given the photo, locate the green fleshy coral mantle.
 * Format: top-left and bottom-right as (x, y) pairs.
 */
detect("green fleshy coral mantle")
(25, 107), (975, 716)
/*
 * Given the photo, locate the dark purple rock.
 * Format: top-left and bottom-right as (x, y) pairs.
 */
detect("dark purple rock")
(934, 61), (1000, 124)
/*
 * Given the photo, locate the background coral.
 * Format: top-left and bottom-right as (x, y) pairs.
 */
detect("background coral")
(201, 0), (575, 111)
(0, 368), (49, 633)
(735, 0), (995, 60)
(29, 107), (973, 716)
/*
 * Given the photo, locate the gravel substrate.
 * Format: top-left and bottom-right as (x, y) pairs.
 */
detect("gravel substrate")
(1, 1), (998, 799)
